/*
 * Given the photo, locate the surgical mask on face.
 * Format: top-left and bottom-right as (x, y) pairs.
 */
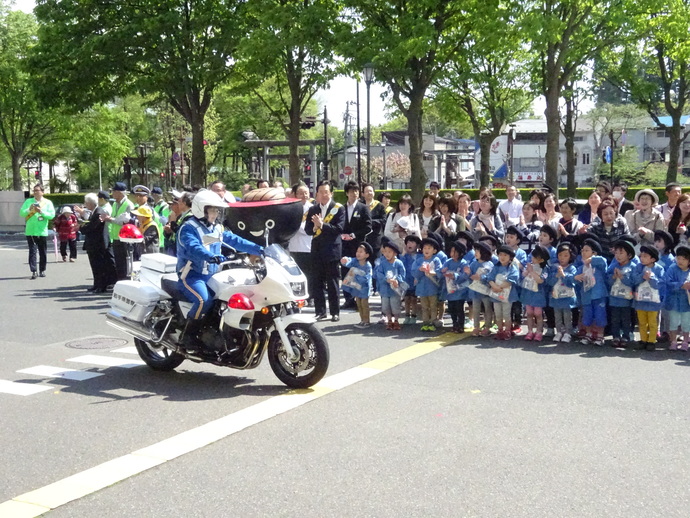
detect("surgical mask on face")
(612, 191), (622, 200)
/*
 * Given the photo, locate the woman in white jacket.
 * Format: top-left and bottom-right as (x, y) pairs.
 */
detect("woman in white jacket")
(383, 193), (421, 252)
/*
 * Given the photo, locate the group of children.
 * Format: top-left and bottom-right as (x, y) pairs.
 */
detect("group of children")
(339, 221), (690, 352)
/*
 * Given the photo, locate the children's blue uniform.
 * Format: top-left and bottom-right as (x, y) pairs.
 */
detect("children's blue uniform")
(631, 263), (665, 311)
(435, 250), (448, 264)
(490, 254), (499, 265)
(341, 258), (372, 299)
(442, 258), (470, 301)
(609, 255), (640, 270)
(467, 260), (494, 301)
(486, 263), (520, 303)
(606, 261), (635, 307)
(401, 252), (418, 292)
(662, 263), (690, 312)
(411, 255), (443, 297)
(463, 249), (476, 265)
(513, 248), (528, 267)
(519, 265), (548, 307)
(546, 263), (578, 309)
(374, 257), (406, 298)
(544, 245), (557, 263)
(658, 252), (674, 273)
(576, 255), (609, 303)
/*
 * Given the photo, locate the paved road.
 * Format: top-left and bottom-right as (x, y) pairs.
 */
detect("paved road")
(0, 235), (689, 517)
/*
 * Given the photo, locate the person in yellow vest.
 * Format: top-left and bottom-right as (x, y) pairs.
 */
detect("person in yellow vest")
(131, 206), (160, 254)
(19, 184), (56, 279)
(100, 182), (134, 280)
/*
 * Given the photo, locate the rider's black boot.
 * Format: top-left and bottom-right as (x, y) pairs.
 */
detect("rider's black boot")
(181, 318), (205, 353)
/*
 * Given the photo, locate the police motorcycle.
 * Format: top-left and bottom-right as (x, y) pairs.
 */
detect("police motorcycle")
(105, 193), (329, 389)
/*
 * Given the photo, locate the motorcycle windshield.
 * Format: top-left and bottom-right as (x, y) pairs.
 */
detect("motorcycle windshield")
(265, 244), (302, 276)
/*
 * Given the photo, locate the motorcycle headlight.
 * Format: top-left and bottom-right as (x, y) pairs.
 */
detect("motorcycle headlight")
(286, 282), (306, 297)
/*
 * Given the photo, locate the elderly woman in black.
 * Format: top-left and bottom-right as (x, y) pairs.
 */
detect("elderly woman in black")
(586, 200), (631, 261)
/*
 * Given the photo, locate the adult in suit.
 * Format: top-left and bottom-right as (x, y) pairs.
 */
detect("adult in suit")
(362, 183), (387, 258)
(613, 182), (634, 216)
(340, 181), (372, 309)
(80, 193), (118, 293)
(305, 180), (345, 322)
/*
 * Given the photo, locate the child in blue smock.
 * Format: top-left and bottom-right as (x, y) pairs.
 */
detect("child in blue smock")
(341, 242), (374, 329)
(547, 242), (578, 343)
(632, 245), (665, 351)
(442, 241), (470, 333)
(606, 240), (636, 347)
(487, 245), (520, 340)
(401, 235), (421, 324)
(663, 245), (690, 350)
(467, 242), (495, 336)
(412, 238), (443, 332)
(520, 245), (550, 342)
(374, 241), (407, 331)
(429, 231), (448, 327)
(574, 238), (609, 346)
(655, 230), (675, 341)
(506, 225), (528, 334)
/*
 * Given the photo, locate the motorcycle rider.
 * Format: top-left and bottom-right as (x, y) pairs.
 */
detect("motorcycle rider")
(177, 190), (264, 351)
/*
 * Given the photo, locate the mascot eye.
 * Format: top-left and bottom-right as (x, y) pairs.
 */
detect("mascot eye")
(237, 221), (246, 230)
(266, 219), (275, 229)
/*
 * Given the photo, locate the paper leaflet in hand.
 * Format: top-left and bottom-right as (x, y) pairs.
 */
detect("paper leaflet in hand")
(582, 264), (596, 291)
(343, 267), (364, 290)
(552, 280), (576, 299)
(468, 267), (490, 295)
(521, 264), (541, 293)
(636, 280), (660, 303)
(386, 270), (408, 298)
(489, 273), (512, 302)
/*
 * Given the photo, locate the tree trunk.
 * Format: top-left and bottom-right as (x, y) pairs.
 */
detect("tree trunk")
(478, 133), (495, 188)
(407, 93), (426, 202)
(563, 97), (577, 197)
(11, 153), (23, 191)
(544, 84), (561, 192)
(190, 116), (206, 187)
(667, 120), (681, 184)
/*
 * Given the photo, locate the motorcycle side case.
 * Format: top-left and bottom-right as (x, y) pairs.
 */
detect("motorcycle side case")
(109, 281), (161, 322)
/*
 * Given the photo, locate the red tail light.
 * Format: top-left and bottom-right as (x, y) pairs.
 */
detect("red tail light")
(228, 293), (254, 310)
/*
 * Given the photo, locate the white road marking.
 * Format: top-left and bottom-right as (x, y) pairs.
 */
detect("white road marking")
(66, 355), (144, 368)
(110, 346), (138, 355)
(0, 380), (53, 396)
(17, 366), (104, 381)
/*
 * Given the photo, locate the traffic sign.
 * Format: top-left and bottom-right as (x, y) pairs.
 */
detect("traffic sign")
(343, 166), (352, 176)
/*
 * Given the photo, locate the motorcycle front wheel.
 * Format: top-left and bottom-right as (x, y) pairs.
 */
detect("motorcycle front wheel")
(268, 323), (329, 389)
(134, 337), (185, 371)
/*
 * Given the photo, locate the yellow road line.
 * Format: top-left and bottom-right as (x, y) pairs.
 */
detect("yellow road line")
(0, 331), (466, 517)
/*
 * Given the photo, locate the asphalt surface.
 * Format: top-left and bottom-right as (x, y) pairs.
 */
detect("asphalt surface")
(1, 234), (689, 517)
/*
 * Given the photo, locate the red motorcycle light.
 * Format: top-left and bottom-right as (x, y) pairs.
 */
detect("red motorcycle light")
(118, 223), (144, 243)
(228, 293), (254, 310)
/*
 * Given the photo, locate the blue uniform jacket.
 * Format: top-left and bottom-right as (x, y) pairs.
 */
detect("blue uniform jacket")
(606, 260), (635, 307)
(546, 263), (578, 309)
(486, 263), (520, 303)
(576, 255), (609, 304)
(658, 253), (674, 273)
(663, 263), (690, 312)
(342, 257), (372, 299)
(519, 264), (548, 308)
(545, 245), (557, 263)
(631, 262), (665, 311)
(412, 255), (443, 297)
(401, 252), (418, 289)
(374, 257), (406, 298)
(177, 217), (264, 277)
(442, 258), (470, 301)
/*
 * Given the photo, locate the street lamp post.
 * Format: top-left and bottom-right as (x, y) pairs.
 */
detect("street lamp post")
(508, 123), (517, 185)
(322, 107), (330, 180)
(356, 80), (361, 186)
(363, 63), (375, 184)
(382, 134), (387, 190)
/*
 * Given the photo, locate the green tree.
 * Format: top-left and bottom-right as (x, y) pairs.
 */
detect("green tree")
(236, 0), (344, 185)
(522, 0), (625, 191)
(603, 0), (690, 183)
(32, 0), (247, 186)
(0, 8), (61, 191)
(434, 1), (533, 188)
(341, 0), (469, 200)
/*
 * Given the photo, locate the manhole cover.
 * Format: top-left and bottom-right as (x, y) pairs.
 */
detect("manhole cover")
(65, 337), (129, 350)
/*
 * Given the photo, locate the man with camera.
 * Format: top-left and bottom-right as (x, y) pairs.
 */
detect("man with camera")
(19, 184), (56, 279)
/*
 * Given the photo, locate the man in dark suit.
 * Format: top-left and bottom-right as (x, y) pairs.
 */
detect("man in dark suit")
(340, 181), (372, 309)
(613, 182), (634, 216)
(80, 192), (117, 293)
(305, 180), (346, 322)
(362, 182), (387, 258)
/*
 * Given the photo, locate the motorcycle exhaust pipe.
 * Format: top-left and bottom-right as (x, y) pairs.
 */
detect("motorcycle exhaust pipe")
(106, 311), (155, 341)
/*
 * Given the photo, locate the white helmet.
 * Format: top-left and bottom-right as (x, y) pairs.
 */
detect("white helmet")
(191, 189), (227, 219)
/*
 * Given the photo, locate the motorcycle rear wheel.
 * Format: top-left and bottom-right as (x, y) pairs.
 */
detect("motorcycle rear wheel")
(134, 338), (185, 371)
(268, 323), (329, 389)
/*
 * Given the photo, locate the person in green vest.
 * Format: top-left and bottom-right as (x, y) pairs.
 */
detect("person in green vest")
(19, 184), (56, 279)
(100, 182), (134, 280)
(151, 186), (169, 250)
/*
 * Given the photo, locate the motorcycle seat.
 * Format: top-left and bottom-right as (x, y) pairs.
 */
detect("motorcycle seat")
(161, 275), (186, 300)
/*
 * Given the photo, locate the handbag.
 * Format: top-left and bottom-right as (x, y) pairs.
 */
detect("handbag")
(610, 278), (633, 300)
(489, 273), (512, 302)
(635, 280), (660, 303)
